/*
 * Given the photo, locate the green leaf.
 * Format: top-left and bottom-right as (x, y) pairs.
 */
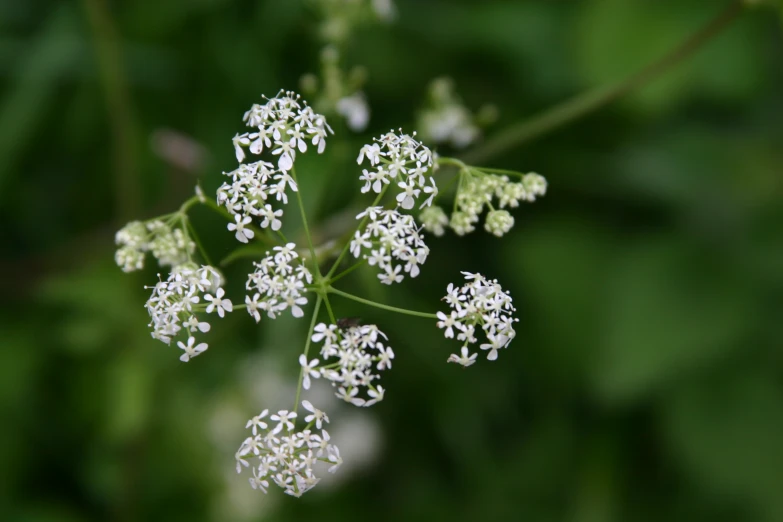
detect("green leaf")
(662, 369), (783, 520)
(590, 237), (756, 404)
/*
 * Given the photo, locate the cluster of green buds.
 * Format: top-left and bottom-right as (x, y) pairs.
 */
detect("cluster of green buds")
(419, 158), (547, 238)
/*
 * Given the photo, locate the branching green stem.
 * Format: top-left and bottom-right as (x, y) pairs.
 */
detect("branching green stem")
(291, 167), (320, 276)
(293, 295), (323, 413)
(461, 0), (746, 164)
(327, 287), (437, 319)
(325, 184), (390, 279)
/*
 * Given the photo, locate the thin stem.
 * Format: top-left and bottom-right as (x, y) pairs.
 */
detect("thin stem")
(327, 287), (437, 319)
(183, 216), (213, 266)
(436, 157), (467, 169)
(293, 295), (323, 413)
(290, 166), (320, 276)
(82, 0), (139, 222)
(475, 167), (526, 177)
(461, 0), (745, 164)
(325, 184), (390, 280)
(325, 260), (366, 285)
(322, 293), (338, 324)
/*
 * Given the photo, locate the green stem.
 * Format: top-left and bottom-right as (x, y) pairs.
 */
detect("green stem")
(475, 167), (527, 177)
(436, 157), (467, 169)
(322, 293), (338, 324)
(290, 166), (320, 276)
(325, 260), (366, 285)
(183, 216), (213, 266)
(293, 295), (323, 413)
(327, 287), (437, 319)
(461, 0), (745, 164)
(325, 184), (390, 279)
(82, 0), (139, 222)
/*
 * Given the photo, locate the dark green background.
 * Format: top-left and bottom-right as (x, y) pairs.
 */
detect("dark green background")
(2, 1), (783, 521)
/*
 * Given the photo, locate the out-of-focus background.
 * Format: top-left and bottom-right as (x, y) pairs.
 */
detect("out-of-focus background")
(2, 0), (783, 521)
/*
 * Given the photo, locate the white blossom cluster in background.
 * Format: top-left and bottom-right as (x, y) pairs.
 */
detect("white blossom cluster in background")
(115, 220), (195, 272)
(357, 130), (437, 210)
(417, 77), (481, 149)
(219, 91), (333, 242)
(145, 265), (232, 359)
(235, 402), (342, 498)
(420, 171), (547, 238)
(437, 272), (518, 366)
(350, 206), (430, 284)
(336, 92), (370, 132)
(245, 243), (313, 320)
(305, 322), (393, 406)
(315, 0), (396, 44)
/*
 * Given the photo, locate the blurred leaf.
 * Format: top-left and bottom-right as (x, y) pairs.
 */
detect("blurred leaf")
(591, 236), (756, 403)
(662, 368), (783, 521)
(503, 215), (616, 385)
(0, 5), (82, 192)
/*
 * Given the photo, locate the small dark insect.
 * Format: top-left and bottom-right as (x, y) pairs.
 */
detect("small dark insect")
(336, 317), (362, 330)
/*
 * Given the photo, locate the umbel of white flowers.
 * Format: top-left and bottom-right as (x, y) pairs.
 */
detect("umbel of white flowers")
(219, 91), (333, 243)
(115, 89), (541, 498)
(235, 401), (342, 497)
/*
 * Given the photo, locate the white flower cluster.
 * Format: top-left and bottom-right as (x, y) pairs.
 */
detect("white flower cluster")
(357, 130), (437, 210)
(115, 220), (195, 272)
(145, 265), (232, 360)
(219, 92), (333, 243)
(336, 92), (370, 132)
(350, 206), (430, 284)
(437, 272), (518, 366)
(235, 402), (342, 497)
(417, 77), (480, 149)
(305, 322), (393, 406)
(246, 243), (313, 320)
(420, 171), (547, 237)
(217, 160), (291, 243)
(235, 90), (333, 170)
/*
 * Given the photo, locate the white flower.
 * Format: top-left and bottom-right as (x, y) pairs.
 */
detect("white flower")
(218, 91), (332, 241)
(299, 355), (321, 390)
(336, 92), (370, 132)
(447, 346), (477, 367)
(356, 130), (435, 210)
(144, 265), (228, 353)
(204, 287), (233, 317)
(245, 409), (269, 436)
(246, 244), (312, 320)
(350, 207), (430, 284)
(364, 385), (385, 407)
(235, 405), (340, 497)
(301, 400), (329, 429)
(227, 214), (255, 243)
(327, 445), (343, 473)
(270, 410), (297, 435)
(437, 272), (518, 365)
(436, 310), (458, 338)
(310, 322), (392, 406)
(177, 336), (208, 362)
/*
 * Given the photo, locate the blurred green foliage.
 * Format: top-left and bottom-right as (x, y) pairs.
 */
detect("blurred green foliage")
(2, 1), (783, 521)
